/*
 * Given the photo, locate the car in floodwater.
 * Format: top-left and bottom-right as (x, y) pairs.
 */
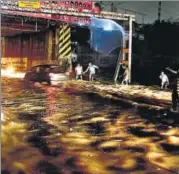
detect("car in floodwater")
(24, 64), (72, 85)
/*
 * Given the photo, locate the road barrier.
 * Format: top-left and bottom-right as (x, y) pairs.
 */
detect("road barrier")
(58, 24), (72, 68)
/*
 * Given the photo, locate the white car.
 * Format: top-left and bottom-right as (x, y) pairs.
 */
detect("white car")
(24, 64), (72, 85)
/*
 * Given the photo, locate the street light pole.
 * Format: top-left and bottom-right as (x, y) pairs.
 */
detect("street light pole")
(158, 1), (162, 21)
(128, 16), (133, 84)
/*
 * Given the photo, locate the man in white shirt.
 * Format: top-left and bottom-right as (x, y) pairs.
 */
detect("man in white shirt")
(159, 71), (169, 89)
(75, 63), (83, 80)
(83, 62), (99, 81)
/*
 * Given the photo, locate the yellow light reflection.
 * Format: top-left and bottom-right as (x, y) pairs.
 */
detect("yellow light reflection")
(6, 66), (14, 74)
(1, 67), (25, 79)
(1, 112), (4, 121)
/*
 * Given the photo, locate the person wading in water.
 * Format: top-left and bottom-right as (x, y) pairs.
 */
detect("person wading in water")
(166, 67), (179, 112)
(159, 71), (169, 89)
(121, 65), (129, 85)
(83, 63), (99, 81)
(75, 63), (83, 80)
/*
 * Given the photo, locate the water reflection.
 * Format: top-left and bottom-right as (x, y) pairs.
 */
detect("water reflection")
(1, 78), (179, 174)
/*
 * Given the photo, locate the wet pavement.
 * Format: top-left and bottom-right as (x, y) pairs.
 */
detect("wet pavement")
(1, 77), (179, 174)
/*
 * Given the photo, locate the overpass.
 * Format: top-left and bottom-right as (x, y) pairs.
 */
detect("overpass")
(1, 0), (135, 82)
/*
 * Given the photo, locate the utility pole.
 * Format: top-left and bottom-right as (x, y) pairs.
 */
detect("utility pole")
(158, 1), (162, 21)
(128, 16), (133, 84)
(110, 2), (117, 12)
(113, 16), (133, 84)
(111, 2), (114, 12)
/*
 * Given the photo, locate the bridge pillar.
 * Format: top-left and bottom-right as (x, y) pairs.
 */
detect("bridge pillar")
(47, 30), (53, 62)
(57, 23), (72, 71)
(1, 37), (5, 57)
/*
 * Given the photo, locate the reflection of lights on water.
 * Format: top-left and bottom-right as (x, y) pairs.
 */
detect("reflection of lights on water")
(1, 67), (25, 79)
(1, 112), (4, 121)
(168, 136), (179, 145)
(45, 87), (58, 115)
(5, 67), (14, 74)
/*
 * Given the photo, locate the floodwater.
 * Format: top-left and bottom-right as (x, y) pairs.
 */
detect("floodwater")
(1, 78), (179, 174)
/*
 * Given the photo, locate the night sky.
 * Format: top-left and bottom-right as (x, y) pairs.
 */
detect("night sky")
(99, 1), (179, 24)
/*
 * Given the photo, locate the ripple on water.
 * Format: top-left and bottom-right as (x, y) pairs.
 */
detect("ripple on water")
(2, 78), (179, 174)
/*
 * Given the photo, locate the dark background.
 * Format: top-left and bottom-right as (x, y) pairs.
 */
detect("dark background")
(71, 21), (179, 86)
(132, 20), (179, 86)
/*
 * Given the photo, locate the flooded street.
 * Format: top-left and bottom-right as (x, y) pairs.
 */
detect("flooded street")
(2, 77), (179, 174)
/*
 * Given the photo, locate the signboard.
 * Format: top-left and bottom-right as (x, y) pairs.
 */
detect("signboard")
(1, 0), (101, 14)
(18, 1), (40, 9)
(40, 0), (93, 12)
(58, 0), (93, 12)
(1, 57), (28, 71)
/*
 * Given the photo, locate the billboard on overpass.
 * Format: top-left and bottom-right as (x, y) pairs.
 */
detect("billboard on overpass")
(18, 1), (40, 9)
(2, 0), (101, 14)
(40, 0), (93, 12)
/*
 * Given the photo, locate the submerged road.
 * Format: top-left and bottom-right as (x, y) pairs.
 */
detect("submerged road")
(1, 77), (179, 174)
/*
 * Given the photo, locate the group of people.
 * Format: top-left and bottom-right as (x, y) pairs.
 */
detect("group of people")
(74, 62), (99, 81)
(159, 67), (179, 112)
(74, 61), (130, 84)
(74, 60), (178, 111)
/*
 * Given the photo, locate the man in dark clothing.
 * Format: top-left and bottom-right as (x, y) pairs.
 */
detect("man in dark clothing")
(166, 67), (179, 111)
(72, 49), (78, 69)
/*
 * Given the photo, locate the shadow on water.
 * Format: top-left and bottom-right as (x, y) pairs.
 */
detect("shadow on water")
(85, 122), (106, 135)
(85, 92), (132, 109)
(128, 126), (163, 138)
(17, 112), (66, 174)
(17, 111), (61, 156)
(137, 108), (179, 127)
(35, 160), (61, 174)
(17, 113), (85, 173)
(161, 143), (179, 154)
